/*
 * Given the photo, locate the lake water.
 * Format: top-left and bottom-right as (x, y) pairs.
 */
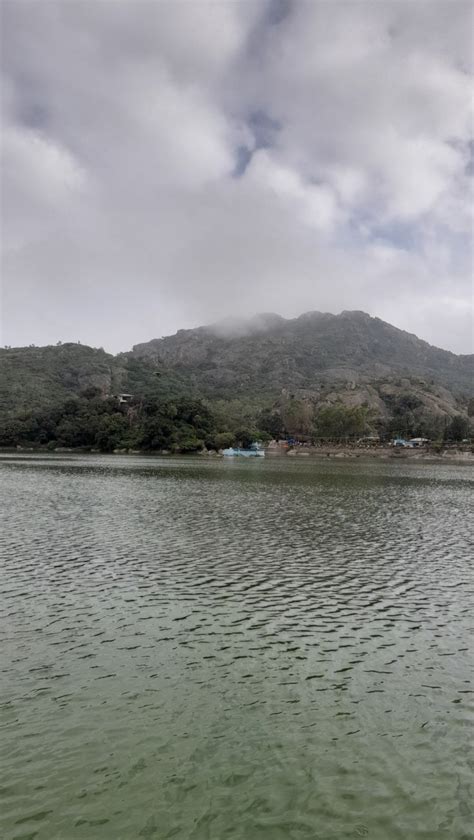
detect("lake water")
(0, 453), (473, 840)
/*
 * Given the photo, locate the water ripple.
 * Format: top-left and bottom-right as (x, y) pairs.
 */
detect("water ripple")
(0, 454), (473, 840)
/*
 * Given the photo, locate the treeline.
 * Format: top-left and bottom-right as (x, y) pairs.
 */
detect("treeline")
(0, 388), (471, 452)
(259, 397), (471, 443)
(0, 393), (222, 453)
(0, 390), (272, 453)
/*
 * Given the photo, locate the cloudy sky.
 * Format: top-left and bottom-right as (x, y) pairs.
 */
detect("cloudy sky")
(1, 0), (473, 353)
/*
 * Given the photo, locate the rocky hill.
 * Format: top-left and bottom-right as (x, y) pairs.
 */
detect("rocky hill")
(132, 310), (473, 398)
(1, 313), (472, 435)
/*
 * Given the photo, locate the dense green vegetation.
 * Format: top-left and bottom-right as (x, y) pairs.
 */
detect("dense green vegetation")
(0, 344), (120, 416)
(1, 387), (470, 453)
(0, 343), (193, 419)
(0, 389), (269, 453)
(0, 391), (213, 453)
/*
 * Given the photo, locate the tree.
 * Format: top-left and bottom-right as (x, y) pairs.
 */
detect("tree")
(141, 414), (175, 450)
(280, 398), (313, 437)
(206, 431), (235, 451)
(80, 386), (103, 401)
(256, 409), (284, 439)
(234, 428), (256, 449)
(56, 416), (95, 448)
(172, 430), (204, 453)
(94, 413), (129, 451)
(313, 405), (370, 439)
(444, 415), (470, 442)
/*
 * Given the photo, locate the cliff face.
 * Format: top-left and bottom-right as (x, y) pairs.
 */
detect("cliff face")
(132, 310), (473, 397)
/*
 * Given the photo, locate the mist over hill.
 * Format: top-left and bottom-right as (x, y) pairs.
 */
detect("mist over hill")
(132, 310), (473, 397)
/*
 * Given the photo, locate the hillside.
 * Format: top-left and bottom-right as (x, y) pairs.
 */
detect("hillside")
(1, 313), (472, 445)
(0, 343), (187, 419)
(0, 344), (120, 416)
(132, 310), (473, 398)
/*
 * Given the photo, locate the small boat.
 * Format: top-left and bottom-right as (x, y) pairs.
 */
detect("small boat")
(222, 441), (265, 458)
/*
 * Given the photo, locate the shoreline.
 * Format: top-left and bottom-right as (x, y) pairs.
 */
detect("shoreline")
(267, 444), (474, 462)
(2, 445), (473, 464)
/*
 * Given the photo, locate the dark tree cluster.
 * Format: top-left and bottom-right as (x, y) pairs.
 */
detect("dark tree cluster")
(0, 390), (273, 453)
(0, 391), (222, 453)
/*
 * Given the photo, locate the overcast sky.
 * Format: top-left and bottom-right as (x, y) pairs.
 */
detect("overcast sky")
(1, 0), (473, 353)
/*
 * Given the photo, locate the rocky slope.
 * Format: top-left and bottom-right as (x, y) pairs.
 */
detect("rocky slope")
(132, 310), (473, 398)
(1, 312), (472, 428)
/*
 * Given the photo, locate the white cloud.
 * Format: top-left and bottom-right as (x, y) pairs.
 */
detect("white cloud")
(377, 131), (462, 220)
(1, 0), (472, 352)
(3, 127), (86, 199)
(246, 150), (340, 232)
(2, 125), (89, 250)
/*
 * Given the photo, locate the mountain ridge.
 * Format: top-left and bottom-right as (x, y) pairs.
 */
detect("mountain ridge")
(131, 309), (473, 397)
(135, 309), (466, 354)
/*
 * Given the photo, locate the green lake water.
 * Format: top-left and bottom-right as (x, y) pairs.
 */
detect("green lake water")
(0, 453), (473, 840)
